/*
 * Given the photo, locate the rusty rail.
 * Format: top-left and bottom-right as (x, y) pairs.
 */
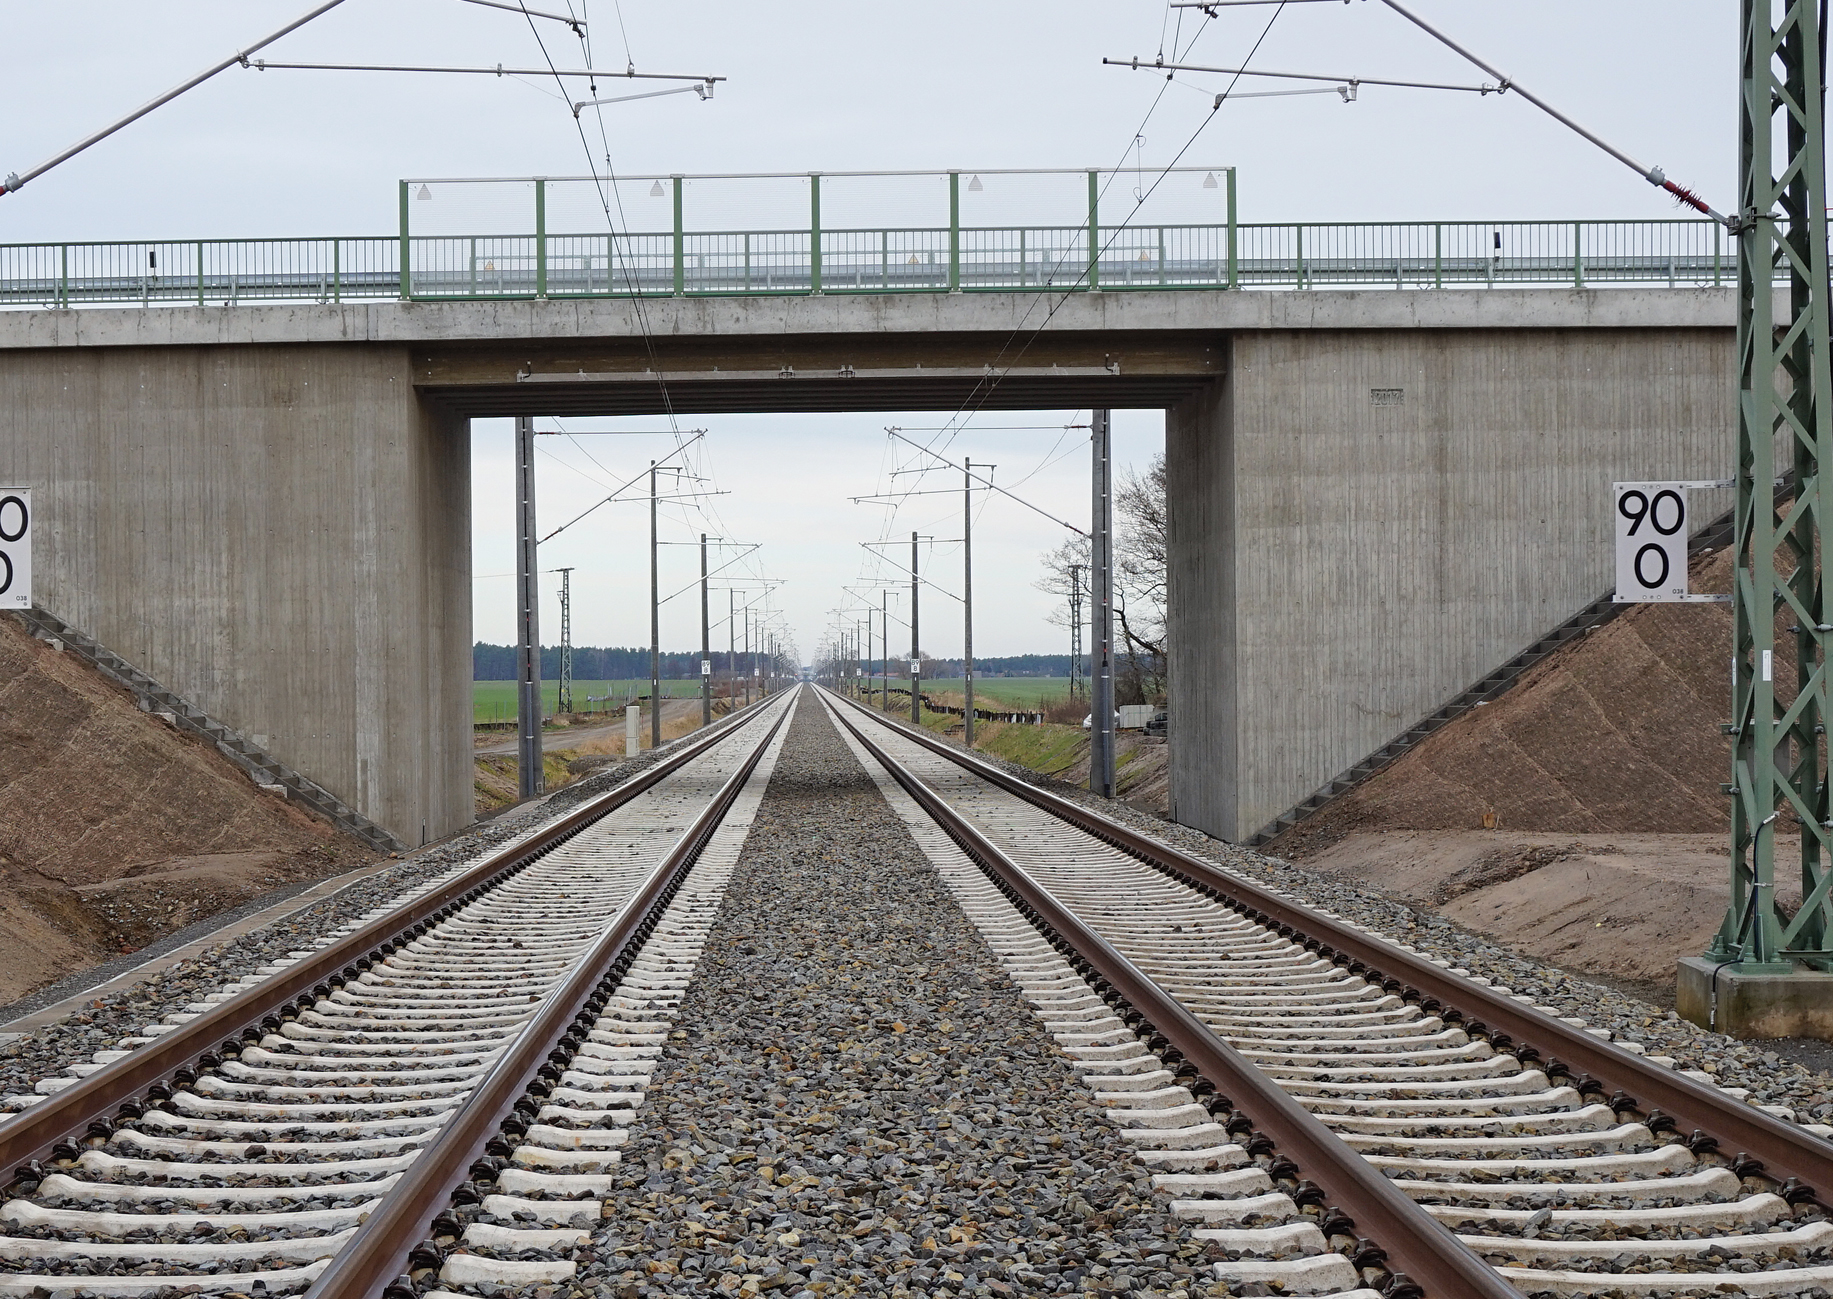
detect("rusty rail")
(0, 692), (778, 1182)
(828, 687), (1833, 1256)
(303, 698), (791, 1299)
(824, 693), (1516, 1298)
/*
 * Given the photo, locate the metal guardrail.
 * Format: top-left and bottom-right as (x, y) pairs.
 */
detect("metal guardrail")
(0, 219), (1740, 309)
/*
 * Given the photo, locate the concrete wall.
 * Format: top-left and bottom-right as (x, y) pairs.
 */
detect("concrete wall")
(0, 343), (472, 846)
(0, 290), (1743, 851)
(1168, 327), (1735, 842)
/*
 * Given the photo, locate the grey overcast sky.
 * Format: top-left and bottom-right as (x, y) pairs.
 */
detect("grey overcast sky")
(3, 1), (1731, 663)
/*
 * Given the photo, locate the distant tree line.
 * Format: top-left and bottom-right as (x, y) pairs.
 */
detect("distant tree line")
(474, 644), (782, 680)
(837, 652), (1089, 678)
(475, 644), (1084, 680)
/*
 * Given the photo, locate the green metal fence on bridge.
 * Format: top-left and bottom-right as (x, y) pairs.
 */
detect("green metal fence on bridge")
(0, 167), (1739, 308)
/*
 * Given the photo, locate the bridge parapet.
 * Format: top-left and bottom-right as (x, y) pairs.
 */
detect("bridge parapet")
(0, 165), (1747, 309)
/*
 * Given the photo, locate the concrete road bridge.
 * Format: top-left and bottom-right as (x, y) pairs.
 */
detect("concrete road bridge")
(0, 170), (1741, 848)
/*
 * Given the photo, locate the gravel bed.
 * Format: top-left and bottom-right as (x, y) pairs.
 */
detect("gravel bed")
(0, 871), (359, 1026)
(579, 696), (1218, 1299)
(0, 708), (762, 1101)
(932, 729), (1833, 1125)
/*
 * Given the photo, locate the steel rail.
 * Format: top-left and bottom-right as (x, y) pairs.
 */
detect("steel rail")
(821, 692), (1515, 1299)
(0, 691), (779, 1182)
(304, 697), (792, 1299)
(826, 689), (1833, 1202)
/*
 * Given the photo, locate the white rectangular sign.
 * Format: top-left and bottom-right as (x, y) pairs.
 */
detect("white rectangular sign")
(0, 488), (28, 610)
(1613, 480), (1731, 604)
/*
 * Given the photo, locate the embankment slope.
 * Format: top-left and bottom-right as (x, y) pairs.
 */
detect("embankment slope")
(1271, 550), (1744, 988)
(0, 615), (375, 1002)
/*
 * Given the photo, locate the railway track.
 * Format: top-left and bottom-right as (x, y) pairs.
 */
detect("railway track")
(820, 687), (1833, 1298)
(0, 693), (794, 1298)
(5, 681), (1833, 1298)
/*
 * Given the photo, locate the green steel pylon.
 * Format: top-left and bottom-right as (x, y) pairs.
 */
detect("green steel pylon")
(1713, 0), (1833, 969)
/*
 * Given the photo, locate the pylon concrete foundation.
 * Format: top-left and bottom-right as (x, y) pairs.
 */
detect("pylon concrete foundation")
(1677, 956), (1833, 1040)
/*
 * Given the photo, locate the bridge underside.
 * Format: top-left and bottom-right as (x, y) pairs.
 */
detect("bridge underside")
(0, 290), (1736, 846)
(417, 330), (1218, 415)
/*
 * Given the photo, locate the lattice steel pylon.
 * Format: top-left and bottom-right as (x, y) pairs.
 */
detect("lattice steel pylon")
(1068, 563), (1085, 702)
(554, 567), (575, 716)
(1712, 0), (1833, 970)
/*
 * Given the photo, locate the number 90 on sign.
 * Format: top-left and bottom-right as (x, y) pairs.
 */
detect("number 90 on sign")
(1611, 480), (1730, 604)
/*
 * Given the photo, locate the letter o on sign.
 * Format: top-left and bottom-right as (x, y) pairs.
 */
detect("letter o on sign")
(1633, 542), (1670, 590)
(0, 489), (29, 609)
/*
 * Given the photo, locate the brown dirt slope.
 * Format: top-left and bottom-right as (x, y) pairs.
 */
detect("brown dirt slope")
(0, 615), (375, 1003)
(1274, 548), (1735, 858)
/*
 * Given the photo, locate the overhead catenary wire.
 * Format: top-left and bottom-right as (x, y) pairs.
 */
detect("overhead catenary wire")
(656, 544), (761, 606)
(537, 432), (703, 543)
(1163, 0), (1726, 221)
(507, 2), (691, 457)
(487, 7), (773, 659)
(884, 430), (1088, 538)
(240, 61), (721, 80)
(2, 0), (354, 196)
(535, 442), (623, 492)
(456, 0), (586, 27)
(858, 543), (965, 603)
(861, 16), (1223, 514)
(1370, 0), (1724, 221)
(847, 6), (1273, 662)
(1106, 57), (1496, 95)
(513, 0), (777, 611)
(869, 7), (1268, 488)
(531, 6), (771, 608)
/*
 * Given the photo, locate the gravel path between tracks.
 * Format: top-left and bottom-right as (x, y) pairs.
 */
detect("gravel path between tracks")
(950, 737), (1833, 1127)
(582, 696), (1216, 1299)
(0, 717), (748, 1102)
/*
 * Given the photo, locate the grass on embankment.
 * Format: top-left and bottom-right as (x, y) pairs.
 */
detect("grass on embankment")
(473, 702), (723, 815)
(852, 691), (1088, 778)
(975, 720), (1088, 778)
(845, 690), (1166, 809)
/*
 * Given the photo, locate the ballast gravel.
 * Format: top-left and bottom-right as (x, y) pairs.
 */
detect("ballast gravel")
(580, 697), (1217, 1299)
(0, 717), (744, 1103)
(948, 731), (1833, 1127)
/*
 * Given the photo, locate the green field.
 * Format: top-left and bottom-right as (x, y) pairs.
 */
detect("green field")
(912, 677), (1073, 707)
(474, 679), (711, 723)
(846, 677), (1072, 708)
(477, 675), (1074, 722)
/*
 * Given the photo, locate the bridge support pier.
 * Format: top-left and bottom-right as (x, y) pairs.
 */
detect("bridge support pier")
(1166, 327), (1733, 844)
(0, 341), (473, 848)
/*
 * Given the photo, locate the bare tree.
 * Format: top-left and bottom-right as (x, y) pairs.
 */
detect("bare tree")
(1034, 534), (1090, 628)
(1032, 453), (1168, 705)
(1114, 454), (1167, 702)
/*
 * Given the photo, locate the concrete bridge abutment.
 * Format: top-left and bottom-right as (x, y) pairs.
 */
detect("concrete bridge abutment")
(1166, 325), (1734, 843)
(0, 341), (473, 847)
